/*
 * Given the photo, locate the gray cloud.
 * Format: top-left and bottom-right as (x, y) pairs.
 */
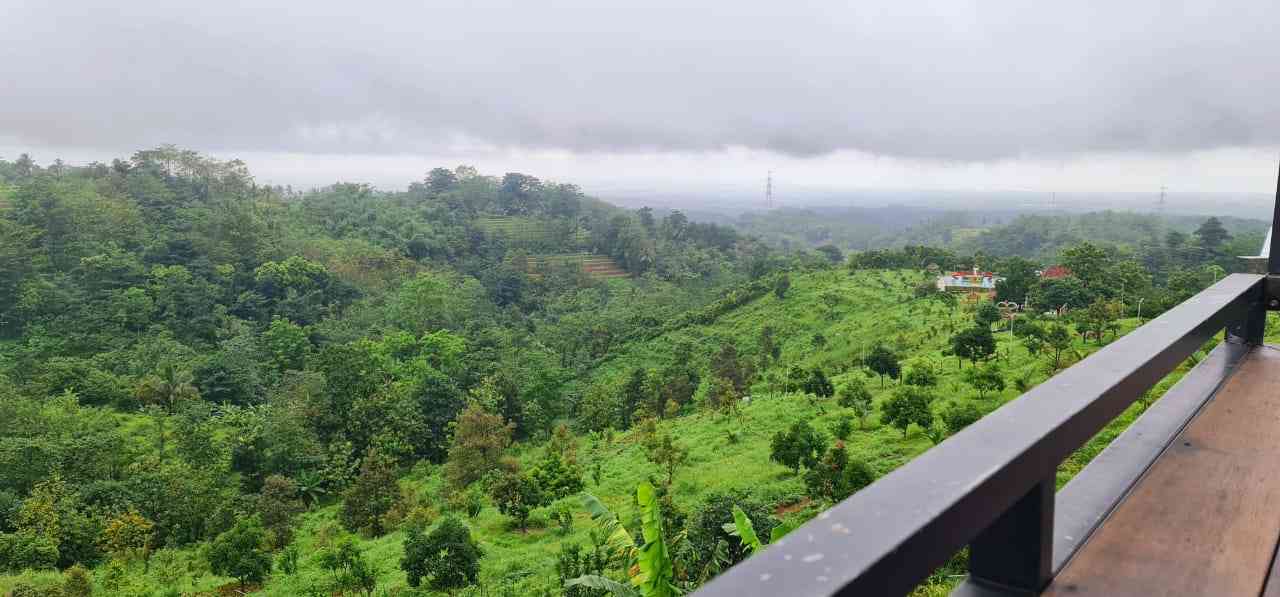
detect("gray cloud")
(3, 0), (1279, 161)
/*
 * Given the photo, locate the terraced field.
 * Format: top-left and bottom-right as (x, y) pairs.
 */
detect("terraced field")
(527, 252), (629, 279)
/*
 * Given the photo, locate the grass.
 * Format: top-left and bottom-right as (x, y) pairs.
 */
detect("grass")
(1, 268), (1248, 595)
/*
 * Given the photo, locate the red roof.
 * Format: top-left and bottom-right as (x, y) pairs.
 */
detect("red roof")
(1041, 265), (1072, 279)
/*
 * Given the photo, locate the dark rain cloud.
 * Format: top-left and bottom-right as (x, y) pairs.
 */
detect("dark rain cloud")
(3, 0), (1279, 161)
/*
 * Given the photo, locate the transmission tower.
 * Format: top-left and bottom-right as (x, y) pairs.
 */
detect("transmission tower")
(766, 170), (773, 209)
(1158, 185), (1167, 213)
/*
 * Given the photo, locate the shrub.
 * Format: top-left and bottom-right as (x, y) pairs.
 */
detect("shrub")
(205, 517), (271, 588)
(837, 380), (874, 429)
(552, 502), (574, 535)
(402, 517), (482, 590)
(0, 532), (59, 571)
(804, 443), (876, 502)
(529, 452), (584, 501)
(445, 487), (485, 518)
(687, 489), (778, 570)
(63, 564), (93, 597)
(942, 401), (984, 434)
(769, 420), (826, 473)
(98, 510), (154, 562)
(276, 543), (300, 575)
(489, 462), (544, 531)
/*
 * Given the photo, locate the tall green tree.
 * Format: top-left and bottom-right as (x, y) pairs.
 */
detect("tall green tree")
(1194, 217), (1230, 254)
(134, 363), (200, 462)
(881, 386), (935, 438)
(865, 344), (901, 387)
(949, 326), (996, 368)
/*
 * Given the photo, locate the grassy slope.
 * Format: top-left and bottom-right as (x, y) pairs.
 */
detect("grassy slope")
(3, 268), (1256, 596)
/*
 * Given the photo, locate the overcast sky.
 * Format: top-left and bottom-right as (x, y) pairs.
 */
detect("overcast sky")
(3, 0), (1279, 197)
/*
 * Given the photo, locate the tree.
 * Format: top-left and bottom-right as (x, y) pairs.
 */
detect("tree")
(1020, 322), (1046, 355)
(950, 326), (996, 368)
(964, 364), (1006, 399)
(1046, 324), (1074, 370)
(1106, 260), (1152, 300)
(837, 380), (874, 429)
(489, 461), (544, 531)
(402, 517), (483, 590)
(62, 564), (92, 597)
(942, 401), (984, 434)
(98, 510), (154, 562)
(881, 386), (935, 437)
(757, 326), (781, 367)
(865, 344), (901, 387)
(425, 167), (458, 193)
(785, 365), (807, 394)
(134, 362), (200, 462)
(205, 517), (271, 589)
(1077, 298), (1122, 345)
(802, 367), (834, 398)
(903, 363), (938, 387)
(620, 368), (650, 429)
(773, 274), (790, 299)
(644, 432), (690, 486)
(769, 421), (826, 473)
(16, 474), (100, 568)
(318, 536), (378, 597)
(804, 442), (876, 502)
(974, 302), (1001, 330)
(710, 343), (750, 395)
(530, 433), (585, 501)
(258, 475), (303, 549)
(340, 449), (400, 536)
(816, 244), (844, 265)
(261, 316), (310, 372)
(1031, 276), (1094, 313)
(443, 403), (513, 491)
(1195, 217), (1230, 254)
(995, 257), (1038, 303)
(1060, 242), (1109, 287)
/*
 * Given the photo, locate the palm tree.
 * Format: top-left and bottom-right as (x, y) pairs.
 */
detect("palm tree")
(134, 363), (200, 462)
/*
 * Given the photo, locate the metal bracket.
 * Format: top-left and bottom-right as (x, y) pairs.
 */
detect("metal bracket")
(1266, 275), (1280, 310)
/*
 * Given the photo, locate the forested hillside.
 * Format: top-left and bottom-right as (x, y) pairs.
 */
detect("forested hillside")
(0, 149), (1257, 596)
(726, 205), (1266, 267)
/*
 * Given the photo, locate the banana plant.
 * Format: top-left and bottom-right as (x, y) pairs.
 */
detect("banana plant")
(722, 505), (797, 555)
(566, 482), (678, 597)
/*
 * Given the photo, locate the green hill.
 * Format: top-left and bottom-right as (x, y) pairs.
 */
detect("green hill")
(0, 150), (1258, 597)
(0, 267), (1216, 596)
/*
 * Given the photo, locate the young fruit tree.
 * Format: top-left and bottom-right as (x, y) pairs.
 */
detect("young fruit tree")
(881, 386), (935, 438)
(837, 380), (874, 429)
(865, 345), (901, 387)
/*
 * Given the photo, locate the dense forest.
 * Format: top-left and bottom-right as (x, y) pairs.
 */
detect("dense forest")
(0, 148), (1261, 596)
